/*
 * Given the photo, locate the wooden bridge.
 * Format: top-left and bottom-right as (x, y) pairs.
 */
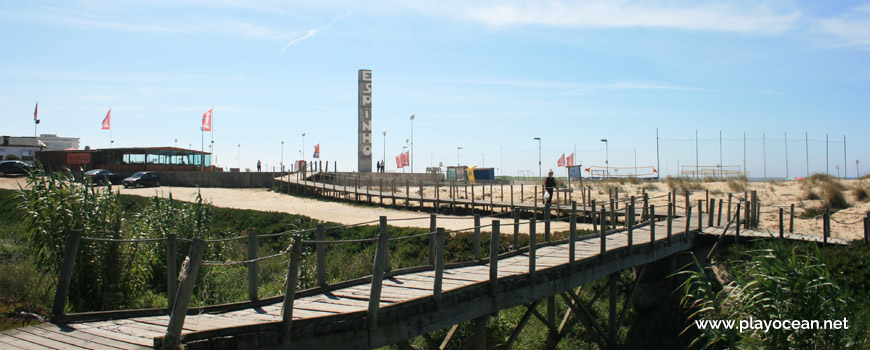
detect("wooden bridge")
(1, 175), (862, 350)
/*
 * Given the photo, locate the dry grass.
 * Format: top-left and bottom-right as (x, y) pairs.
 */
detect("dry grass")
(727, 178), (747, 193)
(665, 176), (704, 192)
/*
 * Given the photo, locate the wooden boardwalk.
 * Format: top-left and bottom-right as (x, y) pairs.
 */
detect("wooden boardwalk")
(2, 214), (699, 350)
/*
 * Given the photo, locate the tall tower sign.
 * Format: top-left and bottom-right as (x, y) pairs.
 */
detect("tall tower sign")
(358, 69), (373, 172)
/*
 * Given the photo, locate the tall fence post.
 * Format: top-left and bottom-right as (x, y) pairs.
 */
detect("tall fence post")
(569, 201), (577, 266)
(650, 205), (656, 244)
(779, 208), (785, 238)
(668, 203), (674, 243)
(434, 228), (445, 309)
(708, 200), (715, 227)
(368, 216), (389, 329)
(51, 231), (82, 323)
(591, 199), (598, 233)
(717, 199), (724, 226)
(166, 234), (177, 309)
(544, 202), (551, 241)
(248, 230), (259, 301)
(823, 206), (830, 246)
(162, 238), (206, 350)
(864, 212), (869, 244)
(684, 204), (692, 240)
(429, 214), (437, 266)
(281, 237), (302, 344)
(697, 199), (703, 231)
(600, 205), (607, 258)
(789, 203), (795, 233)
(490, 220), (500, 298)
(529, 218), (536, 284)
(627, 203), (634, 252)
(735, 203), (741, 241)
(474, 214), (482, 260)
(316, 224), (327, 287)
(513, 210), (520, 250)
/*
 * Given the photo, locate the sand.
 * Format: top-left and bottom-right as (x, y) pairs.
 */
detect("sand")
(3, 176), (867, 240)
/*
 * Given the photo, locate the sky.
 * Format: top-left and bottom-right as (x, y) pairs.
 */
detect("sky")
(2, 0), (869, 179)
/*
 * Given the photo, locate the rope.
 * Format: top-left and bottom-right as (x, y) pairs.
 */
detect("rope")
(388, 231), (436, 241)
(202, 245), (293, 266)
(80, 236), (166, 243)
(303, 237), (379, 244)
(259, 227), (316, 239)
(831, 216), (866, 225)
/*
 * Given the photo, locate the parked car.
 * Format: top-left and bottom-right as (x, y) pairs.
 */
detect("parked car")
(123, 171), (160, 188)
(84, 169), (123, 185)
(0, 160), (34, 177)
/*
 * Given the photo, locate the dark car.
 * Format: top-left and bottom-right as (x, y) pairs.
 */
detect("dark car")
(0, 160), (34, 177)
(84, 169), (123, 185)
(123, 171), (160, 188)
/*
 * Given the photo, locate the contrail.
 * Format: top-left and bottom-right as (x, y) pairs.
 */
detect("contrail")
(276, 10), (353, 55)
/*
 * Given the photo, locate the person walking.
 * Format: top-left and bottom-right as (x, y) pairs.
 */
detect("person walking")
(544, 169), (556, 205)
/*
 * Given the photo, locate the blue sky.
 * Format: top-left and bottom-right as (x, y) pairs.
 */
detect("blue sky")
(2, 1), (869, 178)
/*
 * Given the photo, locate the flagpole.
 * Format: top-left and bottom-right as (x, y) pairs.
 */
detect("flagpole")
(201, 127), (204, 172)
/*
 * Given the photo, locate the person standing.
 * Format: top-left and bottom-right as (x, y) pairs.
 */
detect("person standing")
(544, 169), (556, 205)
(257, 160), (262, 172)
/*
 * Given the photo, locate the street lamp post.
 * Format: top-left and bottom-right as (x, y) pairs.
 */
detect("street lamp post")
(382, 131), (387, 172)
(601, 139), (609, 178)
(857, 160), (860, 178)
(410, 114), (415, 173)
(301, 133), (306, 169)
(533, 137), (541, 179)
(457, 147), (462, 166)
(237, 144), (240, 169)
(281, 141), (285, 172)
(174, 139), (178, 148)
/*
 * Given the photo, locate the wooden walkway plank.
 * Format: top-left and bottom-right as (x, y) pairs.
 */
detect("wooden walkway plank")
(32, 323), (144, 350)
(14, 326), (122, 350)
(2, 328), (91, 350)
(0, 333), (46, 350)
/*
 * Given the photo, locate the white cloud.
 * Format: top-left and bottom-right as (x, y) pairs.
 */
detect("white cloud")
(416, 0), (801, 34)
(814, 5), (870, 48)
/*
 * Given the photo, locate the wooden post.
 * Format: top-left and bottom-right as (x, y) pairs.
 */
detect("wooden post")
(406, 179), (410, 208)
(823, 206), (830, 246)
(420, 180), (424, 212)
(697, 200), (703, 231)
(789, 203), (795, 233)
(864, 213), (869, 244)
(534, 185), (538, 210)
(435, 182), (441, 213)
(51, 231), (82, 323)
(429, 215), (437, 266)
(591, 199), (598, 233)
(474, 214), (482, 260)
(600, 205), (607, 258)
(708, 200), (715, 227)
(751, 190), (759, 228)
(727, 194), (732, 222)
(609, 197), (616, 231)
(642, 192), (649, 221)
(684, 204), (692, 241)
(521, 184), (524, 205)
(544, 202), (551, 242)
(513, 210), (520, 250)
(490, 220), (500, 297)
(529, 218), (536, 283)
(717, 199), (723, 226)
(248, 230), (259, 300)
(280, 237), (302, 344)
(166, 234), (177, 309)
(667, 203), (673, 242)
(471, 183), (476, 215)
(163, 238), (206, 350)
(434, 228), (445, 309)
(744, 198), (750, 230)
(368, 216), (389, 329)
(735, 203), (741, 241)
(570, 201), (577, 265)
(627, 203), (633, 252)
(315, 224), (326, 287)
(779, 208), (785, 238)
(650, 205), (656, 244)
(510, 184), (515, 210)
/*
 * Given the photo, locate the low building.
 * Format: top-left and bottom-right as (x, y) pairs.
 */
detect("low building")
(0, 136), (45, 162)
(37, 147), (214, 172)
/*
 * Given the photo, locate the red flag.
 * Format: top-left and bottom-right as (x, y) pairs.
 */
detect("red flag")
(201, 108), (212, 131)
(584, 167), (590, 173)
(402, 151), (410, 167)
(567, 153), (574, 167)
(313, 144), (320, 159)
(653, 168), (658, 173)
(395, 155), (402, 168)
(557, 153), (565, 167)
(101, 109), (111, 130)
(34, 102), (39, 122)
